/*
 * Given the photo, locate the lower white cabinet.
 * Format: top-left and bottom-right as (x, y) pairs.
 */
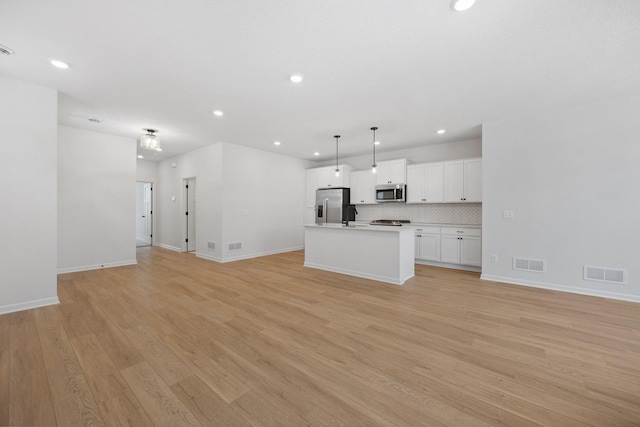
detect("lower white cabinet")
(439, 227), (481, 267)
(415, 226), (481, 268)
(414, 227), (440, 262)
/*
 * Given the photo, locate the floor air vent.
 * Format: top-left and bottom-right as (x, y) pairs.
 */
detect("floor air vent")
(513, 257), (546, 273)
(584, 266), (627, 284)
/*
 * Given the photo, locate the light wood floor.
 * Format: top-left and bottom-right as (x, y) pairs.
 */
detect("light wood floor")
(2, 247), (640, 426)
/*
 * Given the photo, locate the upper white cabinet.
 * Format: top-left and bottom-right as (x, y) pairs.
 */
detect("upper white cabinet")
(350, 170), (376, 204)
(305, 164), (352, 207)
(444, 158), (482, 202)
(375, 159), (407, 185)
(406, 162), (444, 203)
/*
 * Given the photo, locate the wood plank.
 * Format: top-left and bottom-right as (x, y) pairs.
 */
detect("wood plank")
(120, 361), (200, 427)
(8, 311), (57, 426)
(34, 306), (105, 427)
(0, 312), (10, 425)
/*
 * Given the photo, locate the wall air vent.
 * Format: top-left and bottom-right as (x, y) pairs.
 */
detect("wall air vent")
(228, 242), (242, 251)
(0, 44), (14, 55)
(207, 241), (215, 250)
(513, 257), (546, 273)
(584, 266), (627, 285)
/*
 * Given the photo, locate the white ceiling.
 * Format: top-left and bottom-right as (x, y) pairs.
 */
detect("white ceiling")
(1, 0), (639, 162)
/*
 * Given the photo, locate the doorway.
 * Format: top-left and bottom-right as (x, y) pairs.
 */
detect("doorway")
(184, 177), (196, 252)
(136, 182), (153, 247)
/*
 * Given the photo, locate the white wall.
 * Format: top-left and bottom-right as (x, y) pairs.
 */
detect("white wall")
(137, 158), (158, 182)
(482, 92), (640, 302)
(220, 143), (307, 261)
(0, 76), (59, 314)
(155, 142), (307, 261)
(313, 138), (482, 169)
(58, 126), (137, 272)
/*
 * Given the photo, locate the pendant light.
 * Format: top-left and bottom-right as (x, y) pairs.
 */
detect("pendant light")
(139, 129), (162, 151)
(371, 126), (378, 174)
(334, 135), (341, 177)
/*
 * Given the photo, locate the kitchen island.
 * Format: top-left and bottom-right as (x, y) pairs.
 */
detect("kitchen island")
(304, 223), (414, 285)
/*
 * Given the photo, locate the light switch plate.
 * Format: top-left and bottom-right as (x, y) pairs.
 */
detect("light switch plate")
(503, 210), (514, 219)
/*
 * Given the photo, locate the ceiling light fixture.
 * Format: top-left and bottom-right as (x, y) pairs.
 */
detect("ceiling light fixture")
(274, 141), (281, 146)
(371, 127), (378, 174)
(137, 155), (144, 159)
(437, 129), (446, 134)
(139, 129), (162, 151)
(334, 135), (341, 177)
(290, 74), (304, 83)
(213, 110), (224, 116)
(450, 0), (475, 11)
(50, 59), (69, 69)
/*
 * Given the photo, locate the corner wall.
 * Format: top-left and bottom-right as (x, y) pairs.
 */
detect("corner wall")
(0, 76), (59, 314)
(482, 92), (640, 302)
(57, 126), (137, 273)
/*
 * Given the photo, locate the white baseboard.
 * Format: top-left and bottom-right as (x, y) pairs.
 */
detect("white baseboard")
(480, 274), (640, 303)
(57, 259), (137, 274)
(415, 259), (481, 273)
(159, 244), (183, 252)
(303, 261), (411, 285)
(196, 246), (303, 264)
(0, 296), (60, 315)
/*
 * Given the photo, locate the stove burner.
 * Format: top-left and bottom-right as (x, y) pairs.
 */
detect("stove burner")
(369, 219), (411, 226)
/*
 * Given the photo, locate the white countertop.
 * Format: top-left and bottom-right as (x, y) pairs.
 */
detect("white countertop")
(304, 223), (413, 232)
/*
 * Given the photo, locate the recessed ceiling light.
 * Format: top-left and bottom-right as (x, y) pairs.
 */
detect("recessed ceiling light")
(50, 59), (69, 69)
(374, 141), (381, 145)
(437, 129), (446, 134)
(137, 155), (144, 159)
(155, 147), (162, 152)
(314, 152), (320, 156)
(213, 110), (224, 116)
(274, 141), (281, 146)
(450, 0), (475, 11)
(289, 74), (303, 83)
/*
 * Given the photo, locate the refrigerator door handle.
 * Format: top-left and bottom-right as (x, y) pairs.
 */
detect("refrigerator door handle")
(323, 199), (328, 224)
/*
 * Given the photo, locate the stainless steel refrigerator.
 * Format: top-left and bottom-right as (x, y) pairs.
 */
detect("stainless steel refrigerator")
(315, 187), (352, 224)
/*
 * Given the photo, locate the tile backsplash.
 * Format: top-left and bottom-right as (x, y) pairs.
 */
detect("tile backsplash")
(355, 203), (482, 225)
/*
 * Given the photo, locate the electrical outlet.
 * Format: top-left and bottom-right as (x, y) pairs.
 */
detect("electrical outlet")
(503, 210), (514, 219)
(491, 254), (498, 262)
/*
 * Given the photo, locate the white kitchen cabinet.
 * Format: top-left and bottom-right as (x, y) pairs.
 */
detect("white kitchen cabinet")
(305, 164), (352, 207)
(444, 158), (482, 202)
(350, 170), (376, 204)
(439, 227), (481, 266)
(406, 162), (444, 203)
(414, 227), (440, 261)
(375, 159), (407, 185)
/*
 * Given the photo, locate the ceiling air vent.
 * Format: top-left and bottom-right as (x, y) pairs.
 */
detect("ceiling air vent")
(584, 266), (627, 285)
(0, 44), (15, 55)
(513, 257), (546, 273)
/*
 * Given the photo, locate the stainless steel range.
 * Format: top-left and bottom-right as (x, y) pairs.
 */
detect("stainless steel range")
(369, 219), (411, 226)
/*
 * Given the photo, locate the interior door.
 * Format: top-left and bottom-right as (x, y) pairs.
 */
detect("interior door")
(142, 183), (152, 244)
(186, 178), (196, 252)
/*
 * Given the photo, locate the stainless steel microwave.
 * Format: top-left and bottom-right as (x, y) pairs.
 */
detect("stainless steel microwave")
(375, 184), (406, 202)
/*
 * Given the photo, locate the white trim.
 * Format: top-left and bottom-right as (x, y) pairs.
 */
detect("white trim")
(57, 259), (137, 274)
(159, 243), (183, 252)
(480, 274), (640, 304)
(415, 259), (481, 273)
(0, 296), (60, 315)
(196, 246), (303, 264)
(304, 262), (411, 285)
